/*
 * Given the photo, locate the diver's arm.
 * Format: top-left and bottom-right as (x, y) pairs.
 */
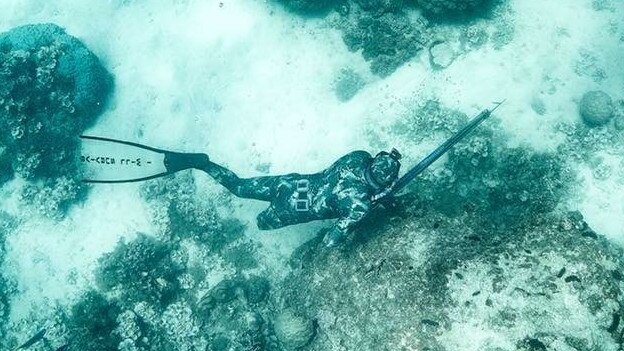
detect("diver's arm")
(323, 192), (372, 247)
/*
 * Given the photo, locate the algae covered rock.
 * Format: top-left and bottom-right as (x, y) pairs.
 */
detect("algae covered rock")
(280, 206), (624, 350)
(0, 23), (113, 218)
(579, 90), (614, 127)
(274, 308), (315, 350)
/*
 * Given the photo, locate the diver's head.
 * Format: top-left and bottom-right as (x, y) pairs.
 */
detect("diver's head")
(368, 148), (402, 188)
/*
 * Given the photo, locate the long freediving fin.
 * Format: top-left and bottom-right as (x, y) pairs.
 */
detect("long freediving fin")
(386, 100), (504, 198)
(79, 135), (209, 183)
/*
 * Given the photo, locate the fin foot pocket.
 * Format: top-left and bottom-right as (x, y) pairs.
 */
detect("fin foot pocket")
(164, 152), (210, 173)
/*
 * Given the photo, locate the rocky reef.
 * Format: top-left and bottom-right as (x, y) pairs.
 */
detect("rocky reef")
(4, 172), (280, 350)
(5, 142), (620, 351)
(52, 238), (282, 351)
(274, 0), (512, 79)
(280, 205), (624, 350)
(0, 23), (113, 219)
(300, 98), (624, 350)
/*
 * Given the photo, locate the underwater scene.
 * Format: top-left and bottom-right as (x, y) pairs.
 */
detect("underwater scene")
(1, 0), (624, 350)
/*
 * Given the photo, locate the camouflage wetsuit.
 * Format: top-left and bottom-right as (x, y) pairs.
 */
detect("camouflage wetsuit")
(200, 151), (392, 241)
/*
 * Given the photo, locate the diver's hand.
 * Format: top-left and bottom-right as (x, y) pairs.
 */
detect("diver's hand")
(323, 227), (345, 248)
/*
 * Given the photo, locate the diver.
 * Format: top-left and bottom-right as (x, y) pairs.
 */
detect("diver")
(198, 148), (402, 247)
(79, 102), (503, 247)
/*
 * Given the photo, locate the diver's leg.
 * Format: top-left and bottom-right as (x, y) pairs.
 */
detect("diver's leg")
(256, 206), (286, 230)
(199, 161), (276, 201)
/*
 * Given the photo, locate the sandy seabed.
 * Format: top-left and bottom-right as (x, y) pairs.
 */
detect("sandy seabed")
(0, 0), (623, 348)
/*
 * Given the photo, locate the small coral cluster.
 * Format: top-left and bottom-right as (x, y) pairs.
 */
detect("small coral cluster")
(56, 234), (196, 350)
(391, 99), (469, 138)
(0, 23), (113, 218)
(556, 120), (621, 162)
(342, 11), (428, 77)
(53, 232), (188, 350)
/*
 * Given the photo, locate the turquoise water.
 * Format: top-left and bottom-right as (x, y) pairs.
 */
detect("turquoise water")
(1, 0), (624, 350)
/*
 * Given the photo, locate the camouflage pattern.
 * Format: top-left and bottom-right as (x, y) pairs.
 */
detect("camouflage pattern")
(200, 151), (398, 244)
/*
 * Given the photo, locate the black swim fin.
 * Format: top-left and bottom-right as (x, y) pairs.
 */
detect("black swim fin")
(79, 135), (209, 183)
